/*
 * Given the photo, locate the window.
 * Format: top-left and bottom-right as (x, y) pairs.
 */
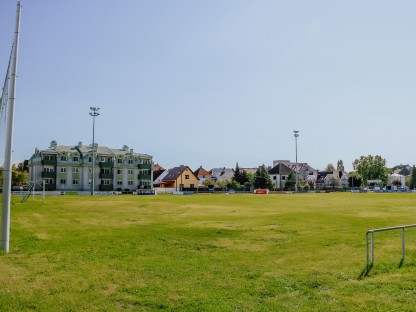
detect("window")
(117, 169), (122, 175)
(60, 168), (66, 173)
(117, 158), (122, 164)
(190, 184), (194, 189)
(73, 168), (79, 173)
(60, 155), (67, 161)
(44, 178), (54, 184)
(44, 167), (54, 172)
(73, 179), (78, 185)
(128, 169), (133, 175)
(60, 179), (66, 185)
(89, 157), (92, 162)
(73, 156), (79, 162)
(273, 176), (276, 180)
(185, 175), (189, 179)
(282, 176), (286, 181)
(117, 181), (123, 186)
(102, 168), (111, 174)
(128, 159), (133, 164)
(101, 179), (111, 185)
(128, 181), (134, 186)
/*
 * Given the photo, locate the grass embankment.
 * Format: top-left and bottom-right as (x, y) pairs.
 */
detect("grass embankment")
(1, 193), (416, 311)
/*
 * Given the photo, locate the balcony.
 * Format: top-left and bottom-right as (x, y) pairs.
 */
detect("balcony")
(138, 164), (152, 170)
(41, 171), (56, 179)
(138, 174), (151, 180)
(99, 162), (114, 168)
(99, 184), (113, 191)
(99, 173), (113, 179)
(42, 158), (57, 166)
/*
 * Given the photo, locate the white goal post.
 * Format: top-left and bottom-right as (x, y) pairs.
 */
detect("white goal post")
(366, 224), (416, 267)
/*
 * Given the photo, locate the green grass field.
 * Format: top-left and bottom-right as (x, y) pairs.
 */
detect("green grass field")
(1, 193), (416, 311)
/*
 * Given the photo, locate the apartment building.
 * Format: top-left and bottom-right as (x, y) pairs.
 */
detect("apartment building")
(28, 141), (153, 192)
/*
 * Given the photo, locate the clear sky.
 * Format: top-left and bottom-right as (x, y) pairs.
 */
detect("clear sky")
(1, 0), (416, 172)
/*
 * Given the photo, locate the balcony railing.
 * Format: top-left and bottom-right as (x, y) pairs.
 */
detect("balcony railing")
(99, 162), (114, 168)
(99, 173), (113, 179)
(138, 174), (151, 180)
(99, 184), (113, 191)
(42, 159), (57, 166)
(138, 164), (152, 170)
(41, 171), (56, 179)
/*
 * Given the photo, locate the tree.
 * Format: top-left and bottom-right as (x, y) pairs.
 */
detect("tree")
(203, 178), (215, 187)
(284, 172), (296, 190)
(324, 163), (336, 172)
(409, 165), (416, 189)
(348, 171), (363, 187)
(0, 163), (28, 187)
(352, 155), (389, 184)
(12, 163), (29, 186)
(253, 165), (274, 190)
(233, 163), (248, 185)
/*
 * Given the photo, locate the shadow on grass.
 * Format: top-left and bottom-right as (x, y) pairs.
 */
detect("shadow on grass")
(359, 259), (406, 279)
(398, 258), (404, 268)
(358, 264), (373, 280)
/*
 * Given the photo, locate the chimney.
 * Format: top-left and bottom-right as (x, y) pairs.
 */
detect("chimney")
(50, 140), (57, 149)
(130, 149), (133, 154)
(78, 142), (82, 148)
(123, 145), (129, 151)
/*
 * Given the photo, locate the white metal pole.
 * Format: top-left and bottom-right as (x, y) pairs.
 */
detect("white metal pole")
(91, 115), (95, 195)
(32, 166), (35, 201)
(1, 1), (21, 252)
(402, 228), (405, 261)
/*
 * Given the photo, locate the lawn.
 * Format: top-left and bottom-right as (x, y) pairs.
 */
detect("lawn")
(1, 193), (416, 311)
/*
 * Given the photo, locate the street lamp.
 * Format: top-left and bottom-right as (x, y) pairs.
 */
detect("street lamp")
(90, 107), (100, 195)
(293, 130), (299, 193)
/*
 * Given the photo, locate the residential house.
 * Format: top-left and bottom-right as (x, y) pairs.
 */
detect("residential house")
(194, 166), (212, 186)
(210, 167), (234, 182)
(271, 160), (318, 189)
(153, 168), (170, 188)
(28, 141), (153, 192)
(162, 166), (199, 191)
(316, 171), (349, 189)
(268, 163), (293, 190)
(391, 164), (412, 176)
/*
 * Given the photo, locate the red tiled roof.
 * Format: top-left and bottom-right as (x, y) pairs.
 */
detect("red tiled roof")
(194, 166), (212, 178)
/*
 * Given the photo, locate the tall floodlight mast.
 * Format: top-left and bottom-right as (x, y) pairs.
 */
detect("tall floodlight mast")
(1, 1), (22, 252)
(90, 107), (100, 195)
(293, 130), (299, 193)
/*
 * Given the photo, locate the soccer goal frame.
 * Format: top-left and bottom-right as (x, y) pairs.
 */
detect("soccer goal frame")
(366, 224), (416, 268)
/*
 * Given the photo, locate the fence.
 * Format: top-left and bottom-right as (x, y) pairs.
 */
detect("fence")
(366, 224), (416, 267)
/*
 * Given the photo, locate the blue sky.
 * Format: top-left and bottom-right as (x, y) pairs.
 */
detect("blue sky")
(1, 0), (416, 172)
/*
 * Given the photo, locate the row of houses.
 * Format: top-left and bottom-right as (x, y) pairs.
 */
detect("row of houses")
(27, 141), (410, 192)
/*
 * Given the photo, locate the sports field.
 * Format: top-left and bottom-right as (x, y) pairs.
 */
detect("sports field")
(1, 193), (416, 311)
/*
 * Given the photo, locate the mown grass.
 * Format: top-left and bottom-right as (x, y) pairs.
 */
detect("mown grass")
(1, 193), (416, 311)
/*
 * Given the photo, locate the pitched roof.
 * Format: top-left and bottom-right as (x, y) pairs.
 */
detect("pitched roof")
(153, 170), (170, 184)
(38, 141), (152, 158)
(153, 169), (166, 181)
(194, 166), (212, 178)
(162, 166), (199, 181)
(210, 167), (234, 181)
(154, 164), (165, 171)
(268, 163), (293, 175)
